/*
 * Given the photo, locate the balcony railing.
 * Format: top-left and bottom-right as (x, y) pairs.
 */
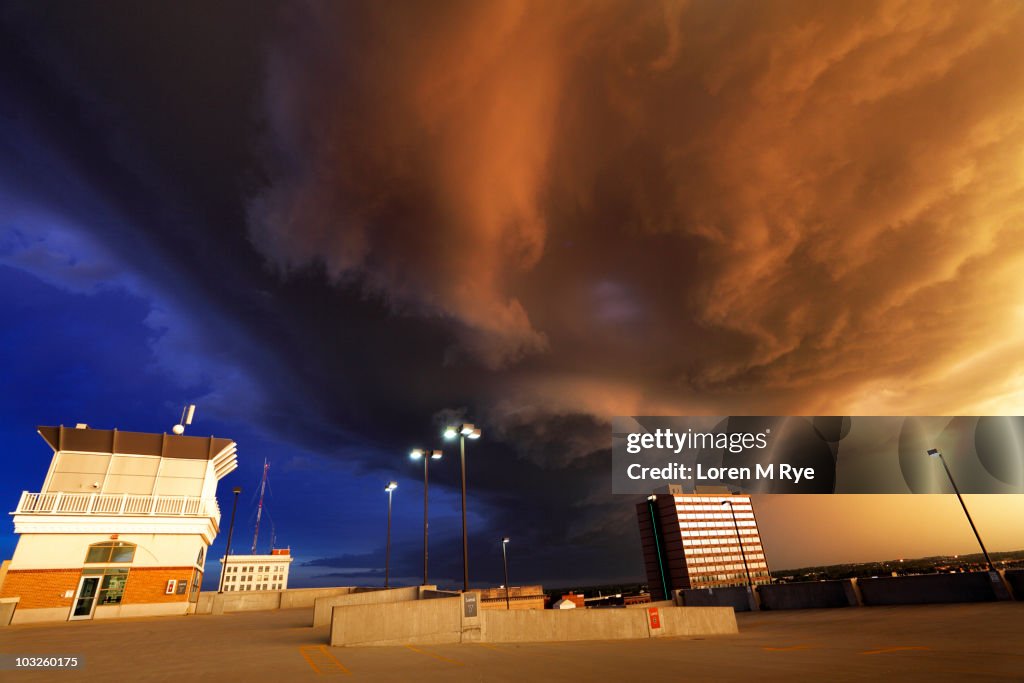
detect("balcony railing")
(12, 491), (220, 519)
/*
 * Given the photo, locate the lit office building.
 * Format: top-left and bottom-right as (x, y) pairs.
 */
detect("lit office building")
(218, 549), (293, 592)
(636, 485), (770, 600)
(1, 424), (237, 623)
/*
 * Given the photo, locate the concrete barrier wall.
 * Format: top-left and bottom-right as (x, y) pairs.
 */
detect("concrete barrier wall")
(195, 586), (360, 615)
(1004, 570), (1024, 600)
(330, 595), (473, 647)
(0, 597), (18, 626)
(280, 587), (357, 609)
(758, 580), (858, 610)
(678, 586), (753, 612)
(313, 585), (435, 627)
(196, 590), (282, 614)
(650, 606), (737, 637)
(481, 606), (737, 643)
(858, 573), (1000, 606)
(482, 608), (649, 643)
(330, 598), (737, 647)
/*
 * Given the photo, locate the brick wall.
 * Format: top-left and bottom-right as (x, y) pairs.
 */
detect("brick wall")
(0, 568), (80, 609)
(122, 567), (194, 604)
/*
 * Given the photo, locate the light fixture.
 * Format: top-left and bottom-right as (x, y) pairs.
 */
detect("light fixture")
(925, 447), (995, 572)
(430, 450), (442, 459)
(385, 481), (398, 492)
(410, 449), (424, 460)
(443, 421), (483, 591)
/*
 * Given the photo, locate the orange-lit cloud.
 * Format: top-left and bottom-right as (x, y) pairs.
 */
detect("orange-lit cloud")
(251, 0), (1024, 419)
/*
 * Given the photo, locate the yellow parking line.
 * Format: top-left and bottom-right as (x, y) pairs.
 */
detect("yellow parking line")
(318, 645), (352, 675)
(299, 646), (322, 674)
(763, 644), (813, 652)
(403, 644), (465, 666)
(861, 646), (931, 655)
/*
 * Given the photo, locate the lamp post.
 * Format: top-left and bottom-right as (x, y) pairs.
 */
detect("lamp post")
(647, 494), (670, 601)
(721, 500), (753, 588)
(926, 448), (995, 572)
(384, 481), (398, 588)
(410, 449), (442, 586)
(501, 537), (511, 610)
(444, 423), (481, 592)
(218, 486), (241, 593)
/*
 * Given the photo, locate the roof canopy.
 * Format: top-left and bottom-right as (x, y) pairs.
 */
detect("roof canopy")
(38, 425), (236, 462)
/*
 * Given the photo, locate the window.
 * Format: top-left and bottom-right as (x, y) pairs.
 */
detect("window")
(196, 547), (205, 567)
(82, 568), (129, 604)
(85, 542), (136, 564)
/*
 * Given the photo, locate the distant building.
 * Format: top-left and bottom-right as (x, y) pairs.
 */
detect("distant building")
(1, 425), (237, 623)
(218, 549), (293, 591)
(552, 598), (577, 609)
(478, 585), (545, 610)
(636, 485), (770, 600)
(560, 592), (585, 608)
(622, 593), (651, 606)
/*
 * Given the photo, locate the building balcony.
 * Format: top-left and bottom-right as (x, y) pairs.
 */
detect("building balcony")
(12, 491), (221, 519)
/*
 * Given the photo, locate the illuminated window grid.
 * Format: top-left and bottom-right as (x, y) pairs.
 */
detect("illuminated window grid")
(674, 494), (771, 589)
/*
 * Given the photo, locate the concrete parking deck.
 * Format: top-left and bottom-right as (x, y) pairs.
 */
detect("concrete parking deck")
(2, 602), (1022, 681)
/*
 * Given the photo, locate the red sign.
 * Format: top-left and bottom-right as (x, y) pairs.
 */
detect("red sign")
(165, 580), (176, 595)
(648, 607), (661, 629)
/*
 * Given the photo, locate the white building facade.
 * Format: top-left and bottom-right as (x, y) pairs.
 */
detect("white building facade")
(219, 549), (293, 591)
(1, 425), (237, 623)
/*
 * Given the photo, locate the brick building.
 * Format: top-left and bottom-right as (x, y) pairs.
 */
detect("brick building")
(637, 485), (770, 600)
(478, 585), (546, 610)
(0, 424), (237, 623)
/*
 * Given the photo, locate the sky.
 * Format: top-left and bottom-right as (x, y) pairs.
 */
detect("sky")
(1, 0), (1022, 589)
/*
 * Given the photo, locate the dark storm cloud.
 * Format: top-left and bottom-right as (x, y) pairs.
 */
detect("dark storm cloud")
(5, 1), (1024, 583)
(252, 0), (1024, 419)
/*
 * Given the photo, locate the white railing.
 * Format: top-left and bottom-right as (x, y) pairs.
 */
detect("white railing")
(13, 491), (220, 519)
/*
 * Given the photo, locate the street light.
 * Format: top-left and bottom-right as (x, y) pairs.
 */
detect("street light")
(926, 448), (995, 572)
(501, 537), (511, 610)
(721, 500), (754, 588)
(444, 422), (482, 591)
(218, 486), (242, 593)
(384, 481), (398, 589)
(647, 494), (670, 600)
(410, 449), (442, 585)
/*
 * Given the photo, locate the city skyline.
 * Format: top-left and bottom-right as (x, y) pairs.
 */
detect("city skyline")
(2, 1), (1024, 590)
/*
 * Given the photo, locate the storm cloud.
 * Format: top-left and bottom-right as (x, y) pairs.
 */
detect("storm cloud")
(3, 1), (1024, 582)
(252, 0), (1024, 420)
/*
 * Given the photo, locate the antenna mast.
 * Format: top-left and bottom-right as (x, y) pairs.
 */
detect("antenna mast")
(251, 459), (269, 554)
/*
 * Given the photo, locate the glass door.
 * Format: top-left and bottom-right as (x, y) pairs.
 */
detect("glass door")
(70, 576), (100, 620)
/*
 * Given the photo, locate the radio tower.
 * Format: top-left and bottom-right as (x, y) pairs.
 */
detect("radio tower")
(251, 459), (269, 554)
